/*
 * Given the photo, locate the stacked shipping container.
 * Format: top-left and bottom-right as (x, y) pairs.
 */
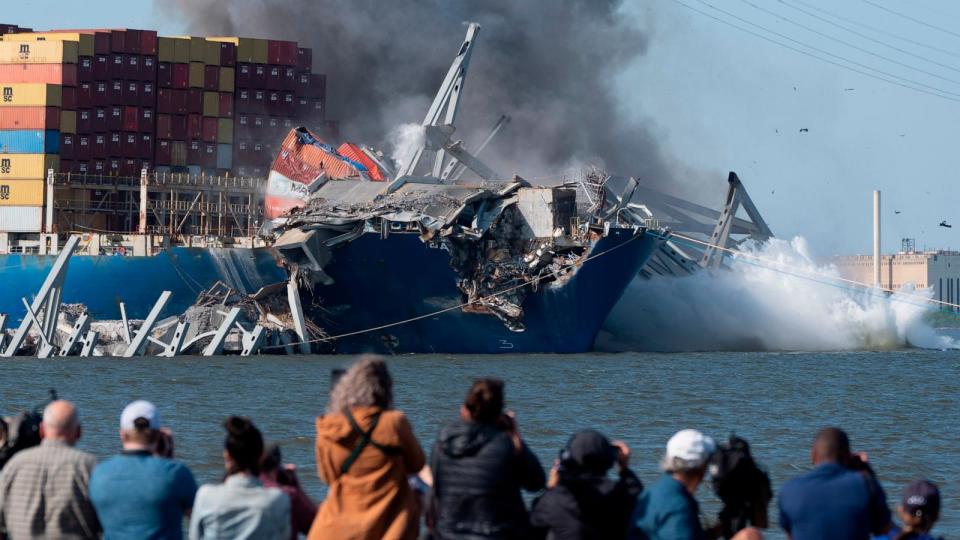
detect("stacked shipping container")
(0, 26), (327, 232)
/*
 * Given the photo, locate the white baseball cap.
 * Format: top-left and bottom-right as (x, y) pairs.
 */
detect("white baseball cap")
(120, 400), (160, 430)
(665, 429), (716, 467)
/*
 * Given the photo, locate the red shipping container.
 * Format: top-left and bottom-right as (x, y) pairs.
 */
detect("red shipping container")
(203, 142), (217, 167)
(267, 65), (281, 90)
(140, 82), (155, 108)
(202, 117), (218, 143)
(253, 65), (266, 88)
(78, 56), (93, 82)
(235, 89), (250, 113)
(93, 107), (107, 132)
(92, 32), (110, 55)
(311, 98), (324, 117)
(268, 116), (280, 131)
(218, 92), (233, 118)
(0, 64), (77, 86)
(172, 89), (187, 114)
(93, 134), (106, 158)
(125, 30), (141, 54)
(307, 73), (326, 98)
(123, 106), (139, 132)
(110, 30), (126, 53)
(60, 134), (76, 159)
(170, 114), (187, 139)
(125, 55), (140, 80)
(141, 56), (156, 82)
(91, 159), (105, 174)
(267, 91), (281, 114)
(77, 109), (92, 132)
(283, 67), (296, 91)
(188, 140), (202, 164)
(156, 114), (172, 139)
(157, 62), (172, 88)
(108, 106), (123, 131)
(140, 159), (152, 173)
(61, 87), (77, 110)
(156, 139), (171, 165)
(172, 63), (188, 89)
(203, 65), (219, 91)
(296, 47), (312, 72)
(94, 55), (109, 79)
(236, 64), (252, 88)
(281, 41), (298, 66)
(139, 108), (154, 133)
(0, 106), (60, 130)
(141, 30), (158, 56)
(253, 90), (266, 114)
(123, 81), (140, 104)
(219, 42), (236, 67)
(252, 115), (264, 130)
(77, 135), (92, 161)
(122, 132), (137, 156)
(187, 114), (202, 140)
(282, 92), (295, 114)
(78, 82), (93, 105)
(296, 96), (310, 116)
(93, 82), (108, 107)
(109, 53), (124, 79)
(296, 72), (310, 93)
(267, 41), (281, 65)
(138, 133), (153, 159)
(157, 88), (172, 114)
(109, 80), (123, 105)
(108, 158), (120, 175)
(120, 157), (138, 176)
(186, 88), (202, 114)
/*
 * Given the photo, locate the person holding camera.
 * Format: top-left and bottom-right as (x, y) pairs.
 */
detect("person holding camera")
(631, 429), (763, 540)
(89, 400), (197, 540)
(428, 378), (546, 540)
(309, 356), (425, 540)
(260, 444), (317, 540)
(529, 429), (642, 539)
(778, 427), (891, 540)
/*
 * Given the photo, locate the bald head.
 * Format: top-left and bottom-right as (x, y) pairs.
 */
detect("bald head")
(812, 427), (850, 465)
(41, 400), (81, 445)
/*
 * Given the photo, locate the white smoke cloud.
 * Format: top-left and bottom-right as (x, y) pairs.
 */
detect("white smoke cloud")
(388, 123), (426, 170)
(600, 236), (959, 352)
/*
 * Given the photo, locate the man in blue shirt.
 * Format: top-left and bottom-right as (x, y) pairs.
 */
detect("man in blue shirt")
(631, 430), (763, 540)
(779, 427), (891, 540)
(90, 400), (198, 540)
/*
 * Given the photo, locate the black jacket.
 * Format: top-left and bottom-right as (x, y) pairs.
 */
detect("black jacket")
(530, 468), (643, 540)
(430, 420), (546, 540)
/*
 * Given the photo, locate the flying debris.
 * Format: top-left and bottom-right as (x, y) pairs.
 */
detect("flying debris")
(894, 210), (901, 214)
(940, 221), (952, 228)
(844, 88), (855, 91)
(799, 128), (809, 133)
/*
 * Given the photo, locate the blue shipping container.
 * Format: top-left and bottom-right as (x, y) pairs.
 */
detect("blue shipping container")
(0, 130), (60, 154)
(216, 143), (233, 170)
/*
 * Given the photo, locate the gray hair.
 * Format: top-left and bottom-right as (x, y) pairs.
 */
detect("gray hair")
(43, 400), (79, 432)
(327, 355), (393, 414)
(661, 455), (708, 474)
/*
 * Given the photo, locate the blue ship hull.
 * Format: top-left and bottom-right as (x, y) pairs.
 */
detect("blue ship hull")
(0, 248), (288, 321)
(0, 228), (659, 354)
(314, 227), (660, 354)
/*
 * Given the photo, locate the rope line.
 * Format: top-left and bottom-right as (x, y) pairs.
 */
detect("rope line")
(260, 230), (649, 350)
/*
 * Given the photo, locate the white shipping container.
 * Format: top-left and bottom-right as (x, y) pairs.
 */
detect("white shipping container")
(0, 206), (42, 232)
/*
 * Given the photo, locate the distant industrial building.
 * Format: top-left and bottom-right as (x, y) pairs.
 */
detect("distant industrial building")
(832, 239), (960, 309)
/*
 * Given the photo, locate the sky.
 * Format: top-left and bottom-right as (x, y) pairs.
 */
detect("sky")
(3, 0), (960, 257)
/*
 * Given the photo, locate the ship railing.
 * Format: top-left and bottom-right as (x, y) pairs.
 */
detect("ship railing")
(53, 171), (267, 191)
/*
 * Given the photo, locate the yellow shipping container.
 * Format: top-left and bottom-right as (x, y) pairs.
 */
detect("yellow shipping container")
(208, 37), (267, 63)
(2, 32), (91, 57)
(0, 84), (62, 107)
(0, 154), (59, 180)
(189, 62), (205, 88)
(173, 36), (208, 63)
(60, 110), (77, 133)
(217, 118), (234, 144)
(173, 38), (191, 63)
(204, 40), (220, 66)
(158, 37), (177, 63)
(0, 179), (45, 206)
(253, 39), (268, 64)
(203, 92), (219, 117)
(0, 40), (79, 64)
(219, 67), (235, 92)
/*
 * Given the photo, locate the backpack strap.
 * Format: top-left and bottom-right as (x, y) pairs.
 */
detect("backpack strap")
(339, 409), (403, 475)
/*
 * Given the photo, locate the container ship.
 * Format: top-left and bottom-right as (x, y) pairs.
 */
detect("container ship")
(0, 22), (666, 354)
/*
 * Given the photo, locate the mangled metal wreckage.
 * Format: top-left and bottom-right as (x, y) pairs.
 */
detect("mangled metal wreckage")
(270, 174), (663, 353)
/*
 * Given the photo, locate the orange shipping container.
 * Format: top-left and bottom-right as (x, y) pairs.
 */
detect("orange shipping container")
(2, 32), (93, 56)
(0, 64), (77, 86)
(272, 128), (359, 182)
(0, 106), (60, 130)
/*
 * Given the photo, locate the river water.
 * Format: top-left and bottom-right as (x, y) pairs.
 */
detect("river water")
(2, 350), (957, 538)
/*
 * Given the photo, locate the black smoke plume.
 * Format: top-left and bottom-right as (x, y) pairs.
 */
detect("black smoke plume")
(163, 0), (691, 189)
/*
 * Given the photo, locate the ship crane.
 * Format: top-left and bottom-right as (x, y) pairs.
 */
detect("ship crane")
(395, 22), (500, 183)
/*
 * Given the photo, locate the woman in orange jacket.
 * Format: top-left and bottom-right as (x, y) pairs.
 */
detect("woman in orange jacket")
(308, 356), (425, 540)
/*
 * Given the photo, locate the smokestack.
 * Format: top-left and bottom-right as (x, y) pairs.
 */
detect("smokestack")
(873, 190), (881, 287)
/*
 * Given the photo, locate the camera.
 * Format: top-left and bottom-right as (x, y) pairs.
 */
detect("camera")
(0, 389), (58, 470)
(708, 435), (772, 539)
